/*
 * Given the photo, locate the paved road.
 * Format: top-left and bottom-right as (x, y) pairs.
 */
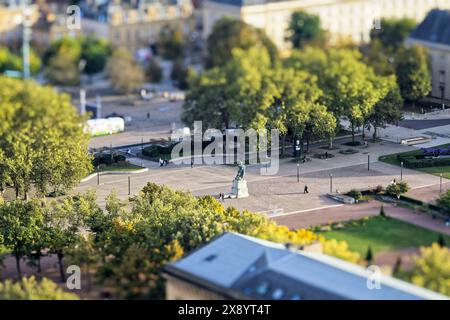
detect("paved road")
(398, 119), (450, 130)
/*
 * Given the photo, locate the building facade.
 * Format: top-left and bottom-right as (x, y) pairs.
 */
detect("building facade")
(406, 9), (450, 102)
(203, 0), (450, 50)
(81, 0), (195, 53)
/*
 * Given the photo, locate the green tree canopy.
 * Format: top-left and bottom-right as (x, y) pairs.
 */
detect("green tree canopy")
(107, 49), (145, 94)
(395, 45), (431, 105)
(81, 35), (112, 75)
(206, 17), (278, 68)
(158, 26), (185, 60)
(370, 18), (416, 51)
(408, 244), (450, 296)
(367, 75), (403, 139)
(183, 47), (276, 130)
(0, 200), (44, 277)
(0, 77), (92, 198)
(437, 190), (450, 217)
(287, 11), (327, 49)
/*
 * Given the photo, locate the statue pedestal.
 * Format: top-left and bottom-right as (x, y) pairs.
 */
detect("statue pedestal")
(231, 179), (249, 198)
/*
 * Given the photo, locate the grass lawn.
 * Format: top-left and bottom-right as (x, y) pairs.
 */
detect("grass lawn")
(379, 143), (450, 179)
(319, 216), (450, 257)
(96, 161), (143, 172)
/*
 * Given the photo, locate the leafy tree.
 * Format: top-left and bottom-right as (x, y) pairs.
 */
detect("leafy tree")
(81, 36), (112, 75)
(365, 246), (373, 263)
(107, 49), (145, 94)
(146, 59), (163, 83)
(0, 77), (92, 198)
(385, 181), (410, 199)
(408, 244), (450, 296)
(436, 190), (450, 217)
(66, 233), (98, 292)
(45, 193), (102, 282)
(0, 277), (79, 300)
(43, 37), (82, 86)
(0, 200), (44, 277)
(395, 45), (431, 106)
(43, 36), (82, 65)
(287, 11), (327, 49)
(367, 75), (403, 140)
(286, 48), (388, 145)
(206, 17), (277, 68)
(0, 47), (41, 75)
(363, 39), (396, 76)
(370, 18), (416, 51)
(158, 26), (185, 60)
(171, 60), (195, 90)
(92, 182), (359, 299)
(183, 47), (276, 130)
(44, 53), (80, 86)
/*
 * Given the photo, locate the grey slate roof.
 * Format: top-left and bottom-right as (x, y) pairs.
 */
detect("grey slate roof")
(410, 9), (450, 46)
(165, 232), (448, 300)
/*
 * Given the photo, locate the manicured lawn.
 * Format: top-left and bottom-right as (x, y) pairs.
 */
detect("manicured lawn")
(319, 216), (450, 257)
(97, 161), (143, 172)
(379, 144), (450, 179)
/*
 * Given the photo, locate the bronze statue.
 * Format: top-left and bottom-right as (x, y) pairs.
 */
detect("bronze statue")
(235, 161), (246, 181)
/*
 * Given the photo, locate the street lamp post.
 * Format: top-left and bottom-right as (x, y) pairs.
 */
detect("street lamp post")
(367, 154), (370, 171)
(297, 161), (300, 183)
(22, 2), (32, 79)
(330, 174), (333, 193)
(128, 176), (131, 195)
(400, 161), (404, 181)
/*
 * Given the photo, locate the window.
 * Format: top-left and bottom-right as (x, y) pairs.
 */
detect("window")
(204, 254), (217, 262)
(291, 293), (302, 300)
(272, 288), (284, 300)
(439, 70), (446, 84)
(256, 281), (270, 295)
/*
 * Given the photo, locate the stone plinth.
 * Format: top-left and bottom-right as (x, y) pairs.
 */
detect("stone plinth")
(231, 179), (249, 198)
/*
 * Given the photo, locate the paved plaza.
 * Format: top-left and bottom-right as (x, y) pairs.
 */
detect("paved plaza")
(75, 140), (450, 225)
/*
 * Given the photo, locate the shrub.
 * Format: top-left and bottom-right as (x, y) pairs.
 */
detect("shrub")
(399, 155), (450, 168)
(385, 181), (410, 199)
(373, 185), (384, 194)
(348, 189), (363, 201)
(0, 277), (79, 300)
(436, 190), (450, 217)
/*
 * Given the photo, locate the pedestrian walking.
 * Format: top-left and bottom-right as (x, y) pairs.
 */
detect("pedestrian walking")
(325, 151), (328, 159)
(159, 158), (163, 167)
(304, 185), (309, 194)
(147, 112), (150, 119)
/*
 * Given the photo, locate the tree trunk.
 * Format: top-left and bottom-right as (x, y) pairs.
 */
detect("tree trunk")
(351, 123), (355, 144)
(15, 187), (19, 200)
(37, 256), (42, 274)
(373, 126), (378, 141)
(57, 253), (66, 282)
(15, 255), (22, 278)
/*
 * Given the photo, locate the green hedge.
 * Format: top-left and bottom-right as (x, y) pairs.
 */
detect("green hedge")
(398, 155), (450, 168)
